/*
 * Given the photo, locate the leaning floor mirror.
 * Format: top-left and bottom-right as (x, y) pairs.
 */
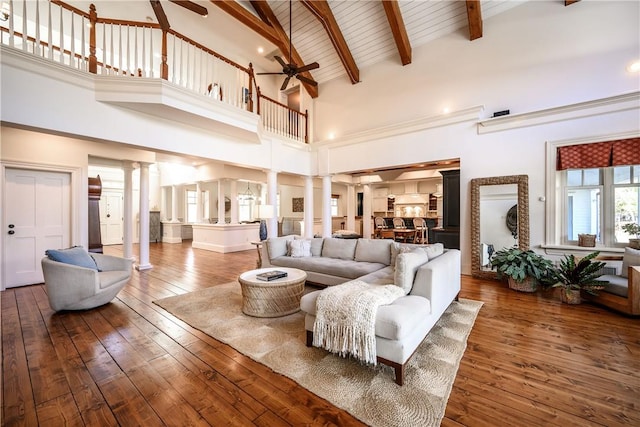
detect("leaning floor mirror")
(470, 175), (530, 280)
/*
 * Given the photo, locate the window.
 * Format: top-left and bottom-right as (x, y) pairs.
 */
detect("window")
(331, 195), (339, 217)
(186, 190), (197, 223)
(560, 165), (639, 246)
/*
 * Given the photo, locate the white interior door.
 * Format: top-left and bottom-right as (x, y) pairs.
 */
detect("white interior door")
(4, 168), (71, 287)
(99, 189), (123, 245)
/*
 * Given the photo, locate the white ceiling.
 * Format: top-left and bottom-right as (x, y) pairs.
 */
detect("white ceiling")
(68, 0), (528, 88)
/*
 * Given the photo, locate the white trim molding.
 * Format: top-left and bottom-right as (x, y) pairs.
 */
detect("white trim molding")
(478, 92), (640, 134)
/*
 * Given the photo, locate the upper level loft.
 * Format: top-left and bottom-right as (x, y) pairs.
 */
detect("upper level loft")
(0, 0), (309, 144)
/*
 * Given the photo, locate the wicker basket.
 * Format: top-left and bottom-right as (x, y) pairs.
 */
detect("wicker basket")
(508, 276), (537, 293)
(578, 234), (596, 247)
(560, 288), (581, 304)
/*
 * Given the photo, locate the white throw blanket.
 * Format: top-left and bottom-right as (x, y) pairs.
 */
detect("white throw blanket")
(312, 280), (405, 365)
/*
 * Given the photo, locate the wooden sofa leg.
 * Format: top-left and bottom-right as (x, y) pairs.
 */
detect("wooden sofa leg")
(394, 364), (404, 386)
(306, 330), (313, 347)
(455, 292), (460, 301)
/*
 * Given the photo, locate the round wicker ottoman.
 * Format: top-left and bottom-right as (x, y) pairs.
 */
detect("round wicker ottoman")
(238, 268), (307, 318)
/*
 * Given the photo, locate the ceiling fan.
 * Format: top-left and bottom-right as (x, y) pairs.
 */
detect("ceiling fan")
(258, 0), (320, 91)
(149, 0), (208, 31)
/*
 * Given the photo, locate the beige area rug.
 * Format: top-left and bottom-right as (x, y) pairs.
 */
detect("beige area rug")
(154, 282), (483, 427)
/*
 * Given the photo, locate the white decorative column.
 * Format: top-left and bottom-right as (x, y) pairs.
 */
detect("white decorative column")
(171, 185), (178, 221)
(217, 180), (225, 224)
(304, 176), (314, 238)
(160, 186), (167, 221)
(136, 162), (152, 271)
(322, 175), (332, 237)
(230, 179), (239, 224)
(362, 184), (372, 238)
(122, 161), (135, 261)
(195, 181), (203, 223)
(267, 170), (278, 238)
(346, 184), (356, 232)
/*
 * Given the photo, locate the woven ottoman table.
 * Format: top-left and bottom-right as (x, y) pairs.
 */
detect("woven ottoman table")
(238, 267), (307, 318)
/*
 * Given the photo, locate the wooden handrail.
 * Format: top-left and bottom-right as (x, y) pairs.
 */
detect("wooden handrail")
(260, 93), (307, 116)
(166, 29), (250, 74)
(50, 0), (90, 19)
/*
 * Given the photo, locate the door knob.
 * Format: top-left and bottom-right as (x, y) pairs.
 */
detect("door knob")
(8, 230), (15, 235)
(8, 224), (14, 228)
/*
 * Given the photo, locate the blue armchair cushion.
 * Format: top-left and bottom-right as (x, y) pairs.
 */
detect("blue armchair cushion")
(45, 246), (98, 271)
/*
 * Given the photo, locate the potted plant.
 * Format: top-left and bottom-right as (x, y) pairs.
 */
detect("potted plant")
(551, 251), (608, 304)
(622, 222), (640, 249)
(491, 247), (554, 292)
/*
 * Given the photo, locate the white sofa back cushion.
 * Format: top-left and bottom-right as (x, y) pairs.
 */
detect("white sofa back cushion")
(295, 236), (324, 256)
(394, 250), (429, 294)
(322, 238), (358, 260)
(266, 235), (295, 259)
(621, 246), (640, 278)
(354, 239), (393, 265)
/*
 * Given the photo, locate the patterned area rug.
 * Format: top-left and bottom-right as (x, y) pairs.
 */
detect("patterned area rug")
(154, 282), (483, 427)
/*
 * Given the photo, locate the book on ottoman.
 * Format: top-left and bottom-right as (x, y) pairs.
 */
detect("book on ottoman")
(256, 270), (288, 281)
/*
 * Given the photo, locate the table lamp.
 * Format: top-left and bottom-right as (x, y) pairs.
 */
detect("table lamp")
(256, 204), (274, 241)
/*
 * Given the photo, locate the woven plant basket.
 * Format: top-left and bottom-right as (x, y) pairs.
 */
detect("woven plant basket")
(560, 288), (581, 305)
(578, 234), (596, 247)
(507, 276), (537, 293)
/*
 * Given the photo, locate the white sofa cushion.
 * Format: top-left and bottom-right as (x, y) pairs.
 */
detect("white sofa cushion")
(354, 239), (393, 265)
(266, 235), (295, 259)
(394, 250), (429, 294)
(391, 242), (444, 266)
(621, 246), (640, 278)
(300, 290), (431, 341)
(322, 238), (358, 260)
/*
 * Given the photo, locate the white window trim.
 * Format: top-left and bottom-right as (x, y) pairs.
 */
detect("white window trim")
(544, 131), (639, 254)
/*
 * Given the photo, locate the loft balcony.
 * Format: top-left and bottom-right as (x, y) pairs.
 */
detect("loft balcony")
(0, 0), (308, 144)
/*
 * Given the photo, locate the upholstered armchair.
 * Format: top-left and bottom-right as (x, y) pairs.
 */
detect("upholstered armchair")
(42, 252), (133, 311)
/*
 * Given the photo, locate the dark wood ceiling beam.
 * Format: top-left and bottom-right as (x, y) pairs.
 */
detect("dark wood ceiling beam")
(169, 0), (208, 17)
(465, 0), (483, 41)
(565, 0), (581, 5)
(301, 0), (360, 84)
(149, 0), (170, 31)
(249, 0), (318, 98)
(382, 0), (411, 65)
(209, 1), (280, 46)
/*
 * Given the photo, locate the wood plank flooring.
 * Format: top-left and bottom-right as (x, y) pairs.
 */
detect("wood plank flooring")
(2, 242), (639, 426)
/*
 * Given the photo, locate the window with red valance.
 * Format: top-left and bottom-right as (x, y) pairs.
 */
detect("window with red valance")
(556, 137), (640, 170)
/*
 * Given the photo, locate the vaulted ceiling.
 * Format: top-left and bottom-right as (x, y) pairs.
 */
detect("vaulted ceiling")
(71, 1), (582, 98)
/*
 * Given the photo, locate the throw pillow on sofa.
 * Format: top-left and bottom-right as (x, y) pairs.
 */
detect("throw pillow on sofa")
(45, 246), (98, 271)
(288, 239), (312, 257)
(354, 238), (393, 265)
(394, 250), (429, 294)
(322, 238), (358, 260)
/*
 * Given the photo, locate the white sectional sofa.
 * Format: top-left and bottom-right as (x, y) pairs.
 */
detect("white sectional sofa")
(260, 236), (461, 385)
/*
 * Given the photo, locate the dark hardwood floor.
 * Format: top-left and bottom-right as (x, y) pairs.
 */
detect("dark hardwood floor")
(2, 242), (639, 426)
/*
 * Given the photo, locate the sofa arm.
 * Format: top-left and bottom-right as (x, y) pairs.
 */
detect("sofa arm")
(91, 253), (133, 272)
(259, 245), (273, 268)
(412, 250), (461, 313)
(41, 258), (100, 308)
(629, 266), (640, 314)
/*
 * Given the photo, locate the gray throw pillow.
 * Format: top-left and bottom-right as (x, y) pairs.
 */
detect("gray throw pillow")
(621, 246), (640, 278)
(45, 246), (98, 270)
(394, 250), (429, 294)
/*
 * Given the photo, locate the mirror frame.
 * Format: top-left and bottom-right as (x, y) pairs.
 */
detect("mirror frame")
(470, 175), (530, 280)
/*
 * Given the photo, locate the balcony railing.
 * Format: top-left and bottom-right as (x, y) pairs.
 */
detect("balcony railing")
(0, 0), (308, 143)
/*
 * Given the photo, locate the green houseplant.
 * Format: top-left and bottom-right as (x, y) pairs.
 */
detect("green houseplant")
(622, 222), (640, 249)
(491, 247), (554, 292)
(551, 251), (608, 304)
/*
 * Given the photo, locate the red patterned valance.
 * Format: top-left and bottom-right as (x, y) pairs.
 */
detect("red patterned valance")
(556, 137), (640, 170)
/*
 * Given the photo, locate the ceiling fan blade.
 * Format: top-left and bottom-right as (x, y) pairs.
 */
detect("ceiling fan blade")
(274, 56), (287, 68)
(280, 76), (291, 91)
(257, 72), (286, 75)
(296, 74), (318, 87)
(149, 0), (170, 31)
(295, 62), (319, 73)
(168, 0), (208, 17)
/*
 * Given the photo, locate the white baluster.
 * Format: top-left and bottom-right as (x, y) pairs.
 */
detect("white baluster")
(81, 16), (85, 70)
(149, 27), (153, 77)
(34, 0), (40, 56)
(142, 26), (146, 77)
(101, 23), (106, 74)
(70, 12), (76, 67)
(8, 0), (14, 48)
(118, 24), (122, 74)
(126, 25), (131, 76)
(134, 26), (138, 76)
(47, 0), (53, 59)
(22, 0), (26, 51)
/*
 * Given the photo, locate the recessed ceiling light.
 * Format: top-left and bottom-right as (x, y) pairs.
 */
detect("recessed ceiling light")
(443, 107), (450, 114)
(257, 47), (264, 54)
(627, 60), (640, 73)
(328, 132), (335, 140)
